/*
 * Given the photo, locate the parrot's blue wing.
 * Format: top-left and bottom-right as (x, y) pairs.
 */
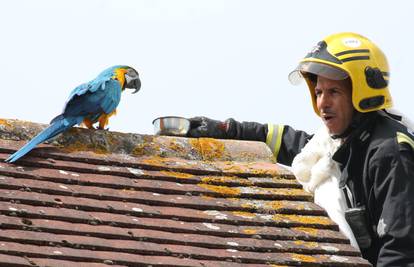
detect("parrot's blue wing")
(67, 83), (91, 101)
(99, 79), (122, 114)
(62, 79), (122, 118)
(66, 71), (113, 104)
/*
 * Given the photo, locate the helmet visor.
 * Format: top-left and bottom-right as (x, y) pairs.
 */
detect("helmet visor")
(288, 61), (349, 85)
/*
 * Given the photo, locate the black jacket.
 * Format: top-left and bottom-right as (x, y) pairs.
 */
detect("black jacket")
(231, 112), (414, 266)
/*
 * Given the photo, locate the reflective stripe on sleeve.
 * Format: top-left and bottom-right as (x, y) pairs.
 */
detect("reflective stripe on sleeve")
(397, 132), (414, 150)
(266, 124), (284, 159)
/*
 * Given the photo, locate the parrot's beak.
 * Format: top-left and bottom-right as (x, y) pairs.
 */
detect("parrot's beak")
(126, 78), (141, 94)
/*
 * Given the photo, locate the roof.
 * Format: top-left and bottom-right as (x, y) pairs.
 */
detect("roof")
(0, 118), (371, 266)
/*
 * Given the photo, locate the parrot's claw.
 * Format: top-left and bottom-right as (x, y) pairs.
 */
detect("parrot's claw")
(97, 126), (109, 131)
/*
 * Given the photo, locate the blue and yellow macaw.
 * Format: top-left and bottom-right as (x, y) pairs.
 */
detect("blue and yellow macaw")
(6, 65), (141, 163)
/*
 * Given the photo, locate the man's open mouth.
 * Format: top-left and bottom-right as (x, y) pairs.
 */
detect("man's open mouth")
(322, 114), (335, 123)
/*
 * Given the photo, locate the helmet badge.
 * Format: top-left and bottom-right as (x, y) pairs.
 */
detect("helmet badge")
(342, 38), (361, 48)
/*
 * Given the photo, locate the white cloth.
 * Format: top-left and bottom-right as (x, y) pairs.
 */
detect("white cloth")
(291, 126), (359, 249)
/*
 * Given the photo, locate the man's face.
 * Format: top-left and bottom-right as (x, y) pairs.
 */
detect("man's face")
(315, 76), (354, 135)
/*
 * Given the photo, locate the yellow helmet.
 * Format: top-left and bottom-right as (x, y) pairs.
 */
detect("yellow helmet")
(289, 32), (392, 114)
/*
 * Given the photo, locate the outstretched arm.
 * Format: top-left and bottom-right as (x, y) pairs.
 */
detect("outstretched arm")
(187, 117), (312, 166)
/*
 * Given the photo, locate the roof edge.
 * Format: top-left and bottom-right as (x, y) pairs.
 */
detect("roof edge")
(0, 118), (276, 163)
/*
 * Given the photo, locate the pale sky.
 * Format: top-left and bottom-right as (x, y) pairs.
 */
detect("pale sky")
(1, 0), (413, 135)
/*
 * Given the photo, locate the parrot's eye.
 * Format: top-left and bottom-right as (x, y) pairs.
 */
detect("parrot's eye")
(127, 68), (138, 78)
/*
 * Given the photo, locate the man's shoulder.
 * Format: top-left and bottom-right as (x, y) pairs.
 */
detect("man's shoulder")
(370, 114), (414, 154)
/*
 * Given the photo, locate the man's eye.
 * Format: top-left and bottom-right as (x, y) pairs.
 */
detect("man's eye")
(331, 89), (340, 95)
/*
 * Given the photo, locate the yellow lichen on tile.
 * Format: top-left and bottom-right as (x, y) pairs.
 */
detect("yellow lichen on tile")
(242, 228), (258, 235)
(132, 136), (159, 157)
(293, 240), (319, 248)
(166, 139), (187, 153)
(160, 170), (194, 179)
(264, 201), (286, 211)
(61, 140), (108, 154)
(198, 184), (241, 196)
(240, 203), (255, 209)
(232, 211), (256, 218)
(141, 156), (170, 166)
(264, 201), (305, 212)
(190, 138), (227, 161)
(201, 176), (231, 183)
(0, 119), (11, 127)
(272, 214), (332, 225)
(292, 227), (319, 236)
(131, 143), (146, 156)
(290, 253), (317, 262)
(188, 138), (201, 151)
(201, 176), (253, 186)
(222, 164), (245, 172)
(263, 188), (309, 197)
(250, 168), (278, 176)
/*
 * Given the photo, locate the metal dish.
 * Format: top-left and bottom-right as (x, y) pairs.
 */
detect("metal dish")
(152, 116), (190, 136)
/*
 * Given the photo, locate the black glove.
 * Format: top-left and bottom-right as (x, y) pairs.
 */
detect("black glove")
(187, 117), (235, 139)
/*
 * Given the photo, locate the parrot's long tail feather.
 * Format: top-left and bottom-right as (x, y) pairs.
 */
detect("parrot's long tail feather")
(5, 118), (76, 163)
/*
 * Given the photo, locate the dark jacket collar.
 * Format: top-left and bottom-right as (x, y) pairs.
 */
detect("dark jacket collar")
(332, 111), (379, 187)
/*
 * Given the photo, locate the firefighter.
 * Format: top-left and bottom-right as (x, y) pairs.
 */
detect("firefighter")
(186, 32), (414, 266)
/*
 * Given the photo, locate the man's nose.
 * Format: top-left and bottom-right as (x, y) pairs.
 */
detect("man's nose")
(318, 93), (331, 110)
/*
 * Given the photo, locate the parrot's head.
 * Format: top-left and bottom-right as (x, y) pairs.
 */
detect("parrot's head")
(123, 66), (141, 94)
